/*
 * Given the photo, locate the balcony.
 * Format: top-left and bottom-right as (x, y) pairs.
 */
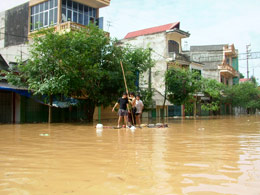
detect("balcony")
(55, 21), (86, 31)
(167, 52), (191, 66)
(218, 64), (238, 77)
(28, 21), (109, 38)
(223, 44), (237, 56)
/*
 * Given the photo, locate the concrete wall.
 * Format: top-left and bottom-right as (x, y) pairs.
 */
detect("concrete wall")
(202, 69), (220, 82)
(121, 32), (168, 96)
(5, 2), (29, 48)
(0, 44), (29, 64)
(0, 12), (5, 49)
(188, 50), (223, 70)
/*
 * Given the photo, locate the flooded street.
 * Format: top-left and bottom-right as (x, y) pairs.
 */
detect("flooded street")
(0, 116), (260, 195)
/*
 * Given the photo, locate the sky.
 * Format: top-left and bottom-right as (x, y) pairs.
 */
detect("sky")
(1, 0), (260, 82)
(99, 0), (260, 82)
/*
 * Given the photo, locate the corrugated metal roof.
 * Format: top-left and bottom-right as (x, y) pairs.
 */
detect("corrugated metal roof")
(124, 22), (180, 39)
(0, 54), (9, 71)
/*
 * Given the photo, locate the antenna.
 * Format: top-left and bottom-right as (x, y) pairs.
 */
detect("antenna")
(107, 20), (112, 31)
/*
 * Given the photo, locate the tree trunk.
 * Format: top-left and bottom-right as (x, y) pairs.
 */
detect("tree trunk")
(48, 95), (53, 123)
(85, 99), (96, 123)
(162, 64), (169, 120)
(193, 100), (197, 117)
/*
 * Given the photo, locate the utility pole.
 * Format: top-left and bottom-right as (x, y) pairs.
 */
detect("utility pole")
(148, 48), (152, 92)
(246, 44), (251, 78)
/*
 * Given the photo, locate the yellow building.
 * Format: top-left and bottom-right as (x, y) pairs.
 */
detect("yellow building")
(28, 0), (110, 35)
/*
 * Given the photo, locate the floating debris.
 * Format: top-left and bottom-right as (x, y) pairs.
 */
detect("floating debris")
(40, 134), (49, 137)
(96, 124), (103, 129)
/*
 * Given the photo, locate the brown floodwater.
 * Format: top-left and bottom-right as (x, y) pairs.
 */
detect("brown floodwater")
(0, 116), (260, 195)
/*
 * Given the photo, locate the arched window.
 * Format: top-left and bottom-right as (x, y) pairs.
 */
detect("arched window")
(168, 40), (179, 54)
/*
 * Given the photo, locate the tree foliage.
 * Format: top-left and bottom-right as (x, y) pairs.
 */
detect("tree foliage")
(165, 67), (200, 106)
(200, 78), (224, 111)
(223, 81), (260, 112)
(6, 25), (153, 121)
(165, 67), (260, 114)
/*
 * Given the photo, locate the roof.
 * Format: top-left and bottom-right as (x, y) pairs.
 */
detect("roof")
(0, 54), (9, 71)
(190, 44), (228, 52)
(239, 78), (251, 83)
(124, 22), (180, 39)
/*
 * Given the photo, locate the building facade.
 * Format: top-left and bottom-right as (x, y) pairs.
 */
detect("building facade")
(121, 22), (203, 117)
(0, 0), (110, 123)
(186, 44), (239, 86)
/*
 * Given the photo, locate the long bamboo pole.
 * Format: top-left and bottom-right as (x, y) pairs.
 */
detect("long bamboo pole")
(120, 61), (135, 126)
(120, 61), (128, 94)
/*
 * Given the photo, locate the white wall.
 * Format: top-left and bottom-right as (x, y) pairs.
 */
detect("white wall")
(0, 44), (29, 64)
(121, 32), (168, 96)
(0, 11), (5, 49)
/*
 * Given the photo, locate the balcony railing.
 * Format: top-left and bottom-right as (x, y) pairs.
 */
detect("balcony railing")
(218, 64), (238, 77)
(29, 21), (109, 38)
(55, 21), (86, 31)
(168, 52), (190, 62)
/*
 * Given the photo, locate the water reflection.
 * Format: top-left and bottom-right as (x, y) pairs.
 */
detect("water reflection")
(0, 116), (259, 194)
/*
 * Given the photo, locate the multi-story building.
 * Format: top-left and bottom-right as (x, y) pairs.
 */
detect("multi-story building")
(121, 22), (203, 117)
(186, 44), (239, 86)
(0, 0), (110, 123)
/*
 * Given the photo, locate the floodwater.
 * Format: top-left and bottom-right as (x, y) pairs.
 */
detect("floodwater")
(0, 116), (260, 195)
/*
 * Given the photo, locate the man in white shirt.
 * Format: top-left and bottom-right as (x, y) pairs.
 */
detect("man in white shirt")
(135, 95), (144, 127)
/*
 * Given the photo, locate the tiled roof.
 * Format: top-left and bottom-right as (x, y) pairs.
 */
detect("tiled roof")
(239, 78), (251, 82)
(124, 22), (180, 39)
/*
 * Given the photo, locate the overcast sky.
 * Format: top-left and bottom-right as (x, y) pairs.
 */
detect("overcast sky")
(1, 0), (260, 81)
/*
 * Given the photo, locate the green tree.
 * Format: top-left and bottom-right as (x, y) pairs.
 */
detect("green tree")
(200, 78), (225, 112)
(223, 81), (260, 113)
(6, 25), (153, 122)
(165, 67), (201, 114)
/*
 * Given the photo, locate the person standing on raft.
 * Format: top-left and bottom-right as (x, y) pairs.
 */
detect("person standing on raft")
(112, 92), (129, 128)
(135, 95), (144, 127)
(128, 92), (136, 126)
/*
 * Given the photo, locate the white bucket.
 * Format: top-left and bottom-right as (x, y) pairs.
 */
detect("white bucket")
(96, 124), (103, 129)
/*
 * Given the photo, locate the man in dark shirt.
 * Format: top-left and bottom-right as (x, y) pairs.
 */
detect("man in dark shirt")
(112, 92), (129, 128)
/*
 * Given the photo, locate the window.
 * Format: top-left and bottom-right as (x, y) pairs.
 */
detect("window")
(62, 0), (66, 6)
(61, 0), (98, 26)
(67, 0), (72, 9)
(226, 58), (230, 65)
(49, 9), (54, 25)
(78, 13), (83, 24)
(73, 12), (77, 23)
(40, 13), (44, 27)
(44, 12), (48, 26)
(30, 0), (100, 32)
(83, 14), (88, 25)
(62, 8), (67, 22)
(93, 8), (96, 17)
(67, 10), (72, 21)
(168, 40), (179, 54)
(30, 0), (58, 31)
(73, 2), (78, 11)
(79, 4), (83, 13)
(44, 1), (49, 10)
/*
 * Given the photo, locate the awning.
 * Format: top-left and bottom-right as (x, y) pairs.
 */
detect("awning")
(0, 84), (78, 108)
